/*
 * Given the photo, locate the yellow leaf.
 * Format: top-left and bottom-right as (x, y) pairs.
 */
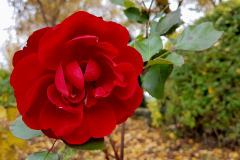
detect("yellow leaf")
(235, 68), (240, 74)
(0, 105), (7, 118)
(208, 87), (213, 94)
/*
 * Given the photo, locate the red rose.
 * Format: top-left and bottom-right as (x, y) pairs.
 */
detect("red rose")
(10, 11), (143, 144)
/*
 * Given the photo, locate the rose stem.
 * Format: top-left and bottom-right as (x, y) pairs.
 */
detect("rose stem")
(103, 143), (110, 160)
(44, 139), (57, 160)
(120, 122), (125, 160)
(108, 135), (121, 160)
(159, 47), (176, 58)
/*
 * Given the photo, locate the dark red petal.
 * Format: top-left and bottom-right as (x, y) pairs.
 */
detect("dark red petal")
(112, 71), (138, 100)
(12, 47), (34, 67)
(63, 36), (99, 65)
(64, 109), (91, 144)
(86, 99), (116, 138)
(22, 74), (55, 130)
(116, 62), (136, 72)
(65, 61), (84, 89)
(113, 46), (143, 76)
(95, 73), (115, 93)
(40, 100), (83, 137)
(93, 42), (119, 59)
(84, 85), (97, 108)
(102, 21), (129, 51)
(27, 27), (52, 52)
(93, 87), (111, 98)
(47, 84), (84, 113)
(42, 128), (63, 139)
(106, 94), (129, 124)
(55, 63), (69, 97)
(10, 53), (52, 114)
(84, 59), (101, 82)
(98, 60), (124, 83)
(123, 84), (143, 116)
(38, 12), (96, 70)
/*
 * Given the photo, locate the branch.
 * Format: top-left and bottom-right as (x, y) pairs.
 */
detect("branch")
(120, 122), (125, 160)
(108, 135), (121, 160)
(177, 0), (183, 9)
(209, 0), (216, 7)
(36, 0), (49, 26)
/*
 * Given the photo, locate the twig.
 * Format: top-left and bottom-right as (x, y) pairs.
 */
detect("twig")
(108, 135), (120, 160)
(44, 139), (57, 160)
(103, 144), (110, 160)
(148, 0), (154, 12)
(146, 21), (150, 38)
(159, 47), (176, 58)
(120, 122), (125, 160)
(79, 151), (86, 160)
(142, 1), (147, 10)
(36, 0), (49, 27)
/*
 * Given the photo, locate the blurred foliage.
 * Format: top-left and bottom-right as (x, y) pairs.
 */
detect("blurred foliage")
(149, 0), (240, 144)
(0, 69), (15, 107)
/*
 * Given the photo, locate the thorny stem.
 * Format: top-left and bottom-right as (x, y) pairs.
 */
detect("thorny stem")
(44, 139), (57, 160)
(108, 135), (121, 160)
(159, 47), (176, 58)
(120, 122), (125, 160)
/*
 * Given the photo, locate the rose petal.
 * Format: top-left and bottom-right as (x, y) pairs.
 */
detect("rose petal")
(84, 85), (97, 108)
(112, 71), (138, 100)
(22, 74), (55, 130)
(106, 94), (129, 124)
(63, 36), (99, 65)
(10, 53), (52, 114)
(47, 83), (83, 113)
(86, 99), (116, 138)
(65, 60), (84, 89)
(42, 128), (63, 139)
(38, 12), (96, 70)
(84, 59), (101, 82)
(113, 46), (143, 76)
(92, 42), (119, 59)
(64, 109), (91, 144)
(40, 100), (83, 137)
(55, 63), (69, 97)
(123, 84), (143, 116)
(27, 27), (52, 52)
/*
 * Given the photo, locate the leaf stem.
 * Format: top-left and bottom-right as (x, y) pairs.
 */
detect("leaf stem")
(120, 122), (125, 160)
(159, 47), (175, 58)
(108, 135), (120, 160)
(149, 0), (154, 12)
(142, 1), (147, 10)
(44, 139), (57, 160)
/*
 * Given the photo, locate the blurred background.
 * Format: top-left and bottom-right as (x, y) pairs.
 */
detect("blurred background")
(0, 0), (240, 159)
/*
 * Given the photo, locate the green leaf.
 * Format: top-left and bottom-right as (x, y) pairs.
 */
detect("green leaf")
(124, 0), (135, 8)
(109, 0), (125, 6)
(25, 151), (58, 160)
(155, 9), (181, 35)
(137, 11), (149, 24)
(153, 10), (164, 20)
(165, 53), (184, 67)
(142, 64), (173, 99)
(175, 22), (224, 51)
(64, 138), (105, 151)
(124, 7), (141, 22)
(146, 53), (184, 68)
(57, 145), (76, 160)
(150, 21), (158, 34)
(128, 34), (144, 47)
(134, 32), (163, 61)
(10, 116), (44, 140)
(146, 58), (173, 68)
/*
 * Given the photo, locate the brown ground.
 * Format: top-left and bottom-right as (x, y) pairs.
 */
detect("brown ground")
(0, 107), (240, 160)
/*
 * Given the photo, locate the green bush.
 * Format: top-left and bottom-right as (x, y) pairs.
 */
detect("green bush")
(0, 69), (16, 107)
(153, 0), (240, 144)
